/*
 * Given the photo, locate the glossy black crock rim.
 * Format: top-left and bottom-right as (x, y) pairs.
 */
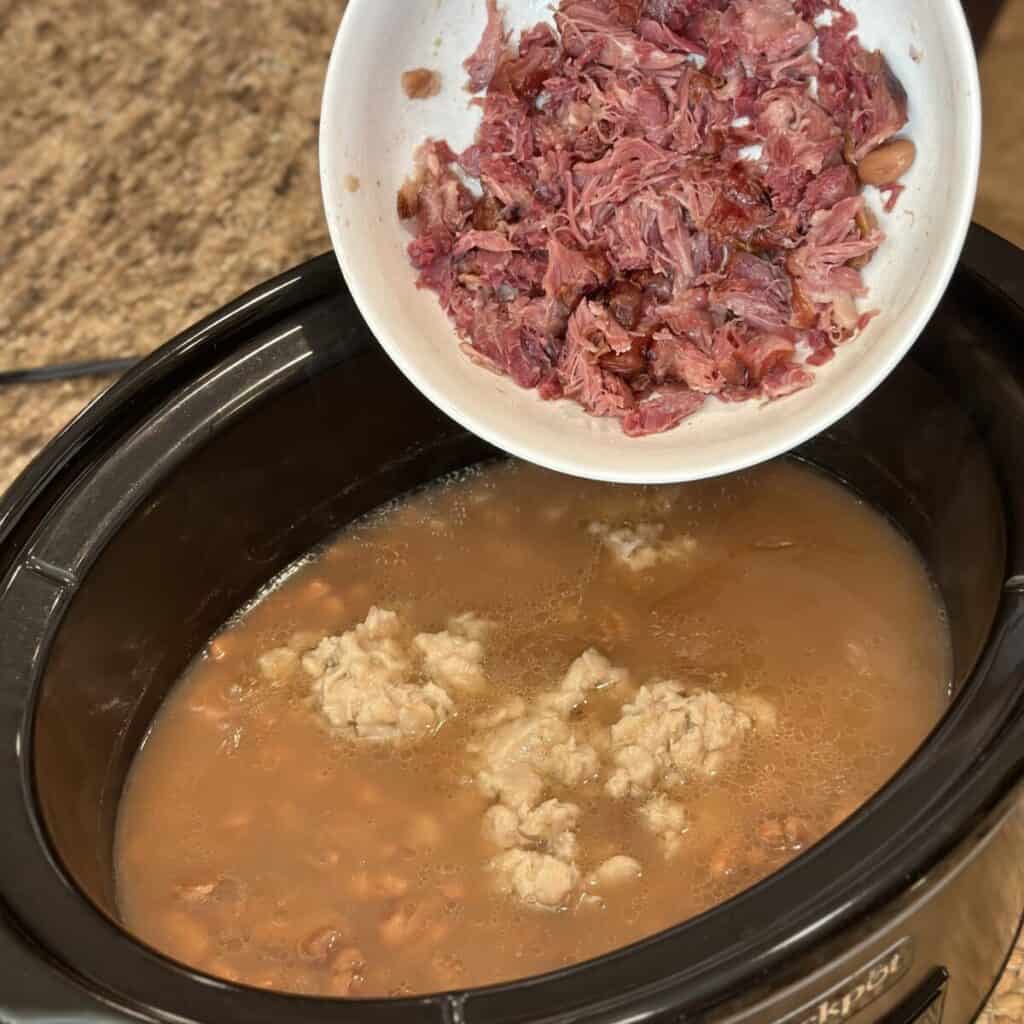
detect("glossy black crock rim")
(0, 231), (1022, 1024)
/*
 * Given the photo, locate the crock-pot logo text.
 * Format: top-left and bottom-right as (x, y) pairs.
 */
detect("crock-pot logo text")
(781, 939), (913, 1024)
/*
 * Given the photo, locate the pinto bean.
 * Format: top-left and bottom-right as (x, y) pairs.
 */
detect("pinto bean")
(349, 870), (372, 899)
(709, 843), (737, 880)
(328, 968), (365, 997)
(379, 901), (428, 946)
(757, 817), (786, 850)
(758, 815), (811, 851)
(221, 807), (252, 830)
(204, 959), (241, 983)
(595, 607), (630, 645)
(342, 582), (372, 608)
(401, 68), (441, 100)
(186, 687), (233, 723)
(210, 876), (246, 907)
(849, 207), (880, 270)
(857, 139), (916, 187)
(175, 881), (217, 904)
(335, 946), (365, 972)
(302, 579), (332, 602)
(746, 844), (769, 868)
(310, 847), (341, 869)
(258, 647), (299, 683)
(606, 0), (642, 26)
(397, 181), (420, 221)
(599, 340), (646, 375)
(433, 952), (466, 988)
(276, 803), (302, 830)
(407, 813), (443, 849)
(288, 630), (321, 653)
(472, 195), (502, 231)
(300, 925), (345, 963)
(207, 635), (235, 661)
(439, 879), (465, 901)
(634, 271), (673, 303)
(422, 920), (451, 946)
(783, 816), (811, 850)
(608, 281), (644, 330)
(827, 797), (860, 831)
(584, 250), (612, 288)
(790, 280), (817, 328)
(162, 911), (212, 962)
(855, 206), (878, 238)
(352, 779), (386, 807)
(373, 872), (410, 898)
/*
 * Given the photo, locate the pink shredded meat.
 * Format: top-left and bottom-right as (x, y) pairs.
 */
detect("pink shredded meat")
(399, 0), (910, 436)
(464, 0), (510, 94)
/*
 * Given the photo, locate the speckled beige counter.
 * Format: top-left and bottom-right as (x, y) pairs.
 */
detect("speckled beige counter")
(0, 0), (342, 492)
(1, 0), (1023, 1016)
(975, 0), (1024, 252)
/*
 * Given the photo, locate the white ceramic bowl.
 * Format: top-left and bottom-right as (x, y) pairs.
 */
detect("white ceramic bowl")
(320, 0), (980, 484)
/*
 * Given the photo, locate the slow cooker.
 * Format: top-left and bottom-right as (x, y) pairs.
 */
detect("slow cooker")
(1, 224), (1022, 1024)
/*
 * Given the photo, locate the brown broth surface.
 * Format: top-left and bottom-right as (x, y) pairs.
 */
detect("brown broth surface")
(115, 460), (949, 997)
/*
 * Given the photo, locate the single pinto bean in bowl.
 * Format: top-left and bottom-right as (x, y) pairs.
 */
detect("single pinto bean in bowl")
(856, 139), (918, 187)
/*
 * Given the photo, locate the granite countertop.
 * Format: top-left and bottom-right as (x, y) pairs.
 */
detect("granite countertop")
(0, 0), (340, 492)
(2, 0), (1023, 1018)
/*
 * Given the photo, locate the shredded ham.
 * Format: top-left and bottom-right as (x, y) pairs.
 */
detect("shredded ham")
(399, 0), (909, 436)
(464, 0), (510, 93)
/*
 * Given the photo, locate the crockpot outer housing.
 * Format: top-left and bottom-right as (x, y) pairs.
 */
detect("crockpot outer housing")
(0, 226), (1023, 1024)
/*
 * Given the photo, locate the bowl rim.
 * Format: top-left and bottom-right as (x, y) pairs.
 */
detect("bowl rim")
(318, 0), (983, 484)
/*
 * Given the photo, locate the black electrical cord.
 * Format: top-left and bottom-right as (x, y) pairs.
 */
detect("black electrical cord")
(0, 357), (139, 387)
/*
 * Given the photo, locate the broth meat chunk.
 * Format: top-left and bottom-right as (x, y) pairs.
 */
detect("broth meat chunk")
(476, 714), (590, 909)
(473, 650), (627, 807)
(490, 849), (581, 910)
(473, 707), (600, 806)
(472, 650), (625, 806)
(588, 854), (643, 889)
(257, 646), (300, 683)
(414, 612), (493, 695)
(538, 647), (629, 716)
(638, 794), (689, 857)
(473, 649), (631, 909)
(589, 521), (697, 572)
(606, 683), (759, 798)
(304, 607), (488, 742)
(484, 798), (581, 862)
